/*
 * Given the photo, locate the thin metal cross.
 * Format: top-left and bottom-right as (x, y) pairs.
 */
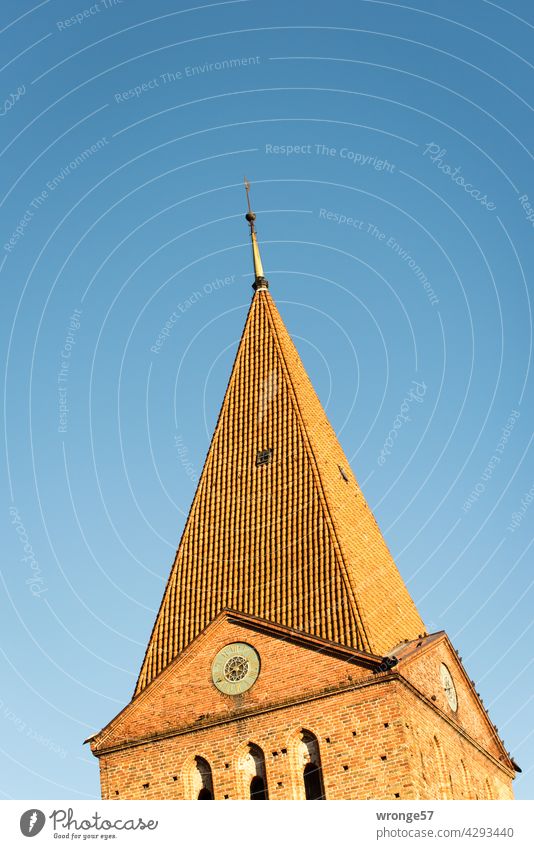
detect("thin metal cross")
(244, 176), (253, 215)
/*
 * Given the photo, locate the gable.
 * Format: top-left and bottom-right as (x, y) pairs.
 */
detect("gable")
(92, 613), (382, 753)
(396, 634), (510, 766)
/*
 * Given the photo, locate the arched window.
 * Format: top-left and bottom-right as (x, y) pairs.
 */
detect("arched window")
(460, 759), (474, 799)
(238, 743), (269, 800)
(298, 730), (325, 800)
(484, 777), (495, 800)
(191, 756), (214, 800)
(432, 736), (452, 799)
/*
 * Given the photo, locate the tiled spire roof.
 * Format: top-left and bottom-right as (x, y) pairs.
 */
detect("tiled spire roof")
(134, 195), (425, 695)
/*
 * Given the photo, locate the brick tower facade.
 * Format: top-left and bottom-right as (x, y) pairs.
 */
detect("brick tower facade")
(87, 187), (518, 800)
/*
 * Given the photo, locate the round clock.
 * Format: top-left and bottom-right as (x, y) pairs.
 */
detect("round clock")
(211, 643), (260, 695)
(440, 663), (458, 712)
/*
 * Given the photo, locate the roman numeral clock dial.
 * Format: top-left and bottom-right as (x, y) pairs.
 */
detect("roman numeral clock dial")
(440, 663), (458, 712)
(211, 643), (260, 696)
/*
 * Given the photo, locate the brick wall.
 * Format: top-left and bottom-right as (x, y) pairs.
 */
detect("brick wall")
(90, 616), (514, 800)
(97, 680), (410, 800)
(401, 685), (513, 800)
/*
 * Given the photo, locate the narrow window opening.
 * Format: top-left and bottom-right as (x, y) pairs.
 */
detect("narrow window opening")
(191, 756), (214, 800)
(338, 465), (349, 482)
(198, 787), (213, 799)
(304, 762), (325, 799)
(241, 743), (269, 800)
(250, 775), (268, 799)
(299, 730), (325, 800)
(256, 448), (273, 466)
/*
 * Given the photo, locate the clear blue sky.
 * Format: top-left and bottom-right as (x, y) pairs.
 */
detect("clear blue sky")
(1, 0), (533, 800)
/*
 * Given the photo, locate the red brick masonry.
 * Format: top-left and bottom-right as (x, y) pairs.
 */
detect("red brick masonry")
(88, 611), (515, 800)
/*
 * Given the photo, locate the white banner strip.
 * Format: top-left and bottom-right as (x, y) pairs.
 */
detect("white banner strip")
(2, 799), (534, 848)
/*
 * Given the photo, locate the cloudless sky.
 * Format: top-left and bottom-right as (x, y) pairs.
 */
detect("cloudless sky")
(1, 0), (533, 800)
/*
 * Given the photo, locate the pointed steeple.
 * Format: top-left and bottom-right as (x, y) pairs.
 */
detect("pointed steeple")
(244, 177), (268, 291)
(134, 192), (426, 696)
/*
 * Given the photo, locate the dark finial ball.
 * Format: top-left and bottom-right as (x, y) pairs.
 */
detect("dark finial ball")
(245, 212), (256, 223)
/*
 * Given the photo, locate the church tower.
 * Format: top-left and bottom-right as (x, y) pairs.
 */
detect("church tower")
(87, 183), (518, 800)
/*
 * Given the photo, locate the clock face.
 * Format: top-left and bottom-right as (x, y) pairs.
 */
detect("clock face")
(440, 663), (458, 712)
(211, 643), (260, 695)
